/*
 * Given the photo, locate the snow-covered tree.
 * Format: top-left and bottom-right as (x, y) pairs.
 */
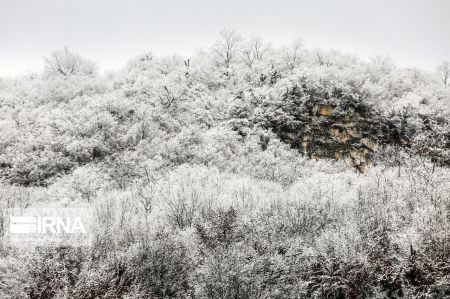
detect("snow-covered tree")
(44, 47), (97, 78)
(437, 61), (449, 86)
(212, 29), (242, 70)
(241, 36), (267, 69)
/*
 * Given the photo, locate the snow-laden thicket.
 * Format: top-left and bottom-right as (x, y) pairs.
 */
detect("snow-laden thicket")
(0, 31), (449, 298)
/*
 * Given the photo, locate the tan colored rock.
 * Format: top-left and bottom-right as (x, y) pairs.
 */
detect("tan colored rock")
(357, 162), (367, 173)
(350, 149), (368, 159)
(347, 127), (360, 138)
(330, 128), (349, 143)
(318, 105), (332, 116)
(362, 138), (378, 151)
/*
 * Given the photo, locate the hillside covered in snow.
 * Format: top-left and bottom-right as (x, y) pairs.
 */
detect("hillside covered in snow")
(0, 32), (449, 298)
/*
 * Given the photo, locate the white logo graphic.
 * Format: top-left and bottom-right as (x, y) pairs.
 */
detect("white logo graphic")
(10, 216), (86, 234)
(7, 208), (92, 247)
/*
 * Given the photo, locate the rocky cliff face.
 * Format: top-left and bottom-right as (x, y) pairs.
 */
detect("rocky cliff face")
(277, 103), (406, 171)
(232, 84), (448, 171)
(262, 90), (407, 172)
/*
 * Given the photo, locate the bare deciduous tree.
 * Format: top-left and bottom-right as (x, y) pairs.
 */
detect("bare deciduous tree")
(242, 36), (267, 69)
(44, 47), (97, 77)
(437, 61), (449, 86)
(213, 29), (242, 70)
(283, 38), (304, 70)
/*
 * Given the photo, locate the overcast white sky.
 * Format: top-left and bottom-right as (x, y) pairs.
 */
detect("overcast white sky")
(0, 0), (449, 77)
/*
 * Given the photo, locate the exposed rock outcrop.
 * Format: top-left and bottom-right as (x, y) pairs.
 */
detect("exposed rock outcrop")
(272, 90), (406, 172)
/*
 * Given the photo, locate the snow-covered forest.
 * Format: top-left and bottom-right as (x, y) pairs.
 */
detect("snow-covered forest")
(0, 30), (449, 298)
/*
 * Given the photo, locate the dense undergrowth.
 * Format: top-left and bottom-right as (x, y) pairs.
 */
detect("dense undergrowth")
(0, 32), (449, 298)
